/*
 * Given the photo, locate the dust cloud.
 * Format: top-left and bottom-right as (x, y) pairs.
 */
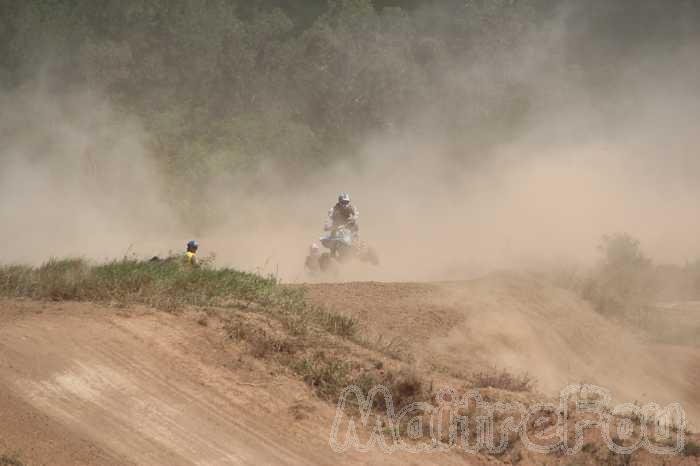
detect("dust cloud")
(1, 3), (699, 285)
(426, 275), (700, 427)
(0, 83), (178, 263)
(205, 60), (700, 283)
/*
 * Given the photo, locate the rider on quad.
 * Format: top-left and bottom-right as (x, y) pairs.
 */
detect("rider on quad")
(327, 192), (359, 235)
(305, 192), (377, 272)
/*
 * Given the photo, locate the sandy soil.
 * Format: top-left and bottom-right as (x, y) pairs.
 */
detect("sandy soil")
(1, 274), (699, 465)
(0, 300), (483, 466)
(305, 273), (700, 428)
(0, 300), (335, 465)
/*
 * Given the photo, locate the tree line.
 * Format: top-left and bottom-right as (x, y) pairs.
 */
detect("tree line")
(1, 0), (698, 201)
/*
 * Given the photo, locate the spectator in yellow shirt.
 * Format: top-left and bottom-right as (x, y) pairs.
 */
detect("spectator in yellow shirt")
(185, 240), (199, 267)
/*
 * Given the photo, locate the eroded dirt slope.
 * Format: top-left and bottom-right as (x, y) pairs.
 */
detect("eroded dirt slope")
(0, 301), (335, 465)
(0, 300), (483, 466)
(305, 273), (700, 428)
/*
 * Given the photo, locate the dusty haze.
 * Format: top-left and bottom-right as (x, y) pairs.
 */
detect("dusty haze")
(2, 2), (700, 447)
(1, 3), (699, 283)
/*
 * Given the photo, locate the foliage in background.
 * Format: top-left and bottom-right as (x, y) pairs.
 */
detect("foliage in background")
(582, 233), (655, 317)
(540, 233), (700, 345)
(3, 0), (698, 225)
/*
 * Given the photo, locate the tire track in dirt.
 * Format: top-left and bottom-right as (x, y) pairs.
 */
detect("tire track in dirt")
(0, 301), (488, 466)
(0, 308), (324, 465)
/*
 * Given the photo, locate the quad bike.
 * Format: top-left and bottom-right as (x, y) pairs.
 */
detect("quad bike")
(305, 223), (379, 275)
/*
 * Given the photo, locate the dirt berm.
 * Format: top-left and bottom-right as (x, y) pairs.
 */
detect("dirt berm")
(306, 272), (700, 424)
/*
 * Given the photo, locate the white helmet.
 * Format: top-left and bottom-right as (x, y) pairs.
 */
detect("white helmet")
(338, 192), (351, 206)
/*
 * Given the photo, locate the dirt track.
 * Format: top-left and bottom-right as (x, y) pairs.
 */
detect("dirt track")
(0, 300), (480, 466)
(0, 301), (336, 465)
(1, 275), (699, 465)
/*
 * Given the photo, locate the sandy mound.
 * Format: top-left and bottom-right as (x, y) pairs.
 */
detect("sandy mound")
(306, 273), (700, 428)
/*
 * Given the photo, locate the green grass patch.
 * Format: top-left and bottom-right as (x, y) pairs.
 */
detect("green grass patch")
(0, 257), (357, 338)
(0, 257), (276, 307)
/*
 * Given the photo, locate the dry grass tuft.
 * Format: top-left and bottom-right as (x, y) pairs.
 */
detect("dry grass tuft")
(0, 454), (25, 466)
(468, 367), (535, 392)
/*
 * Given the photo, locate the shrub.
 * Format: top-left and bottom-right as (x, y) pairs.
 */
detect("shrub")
(598, 234), (650, 270)
(293, 352), (352, 400)
(582, 233), (656, 317)
(224, 318), (301, 358)
(353, 367), (428, 411)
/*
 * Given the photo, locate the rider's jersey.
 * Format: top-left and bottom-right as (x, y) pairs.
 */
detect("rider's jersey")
(184, 251), (198, 267)
(329, 203), (359, 228)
